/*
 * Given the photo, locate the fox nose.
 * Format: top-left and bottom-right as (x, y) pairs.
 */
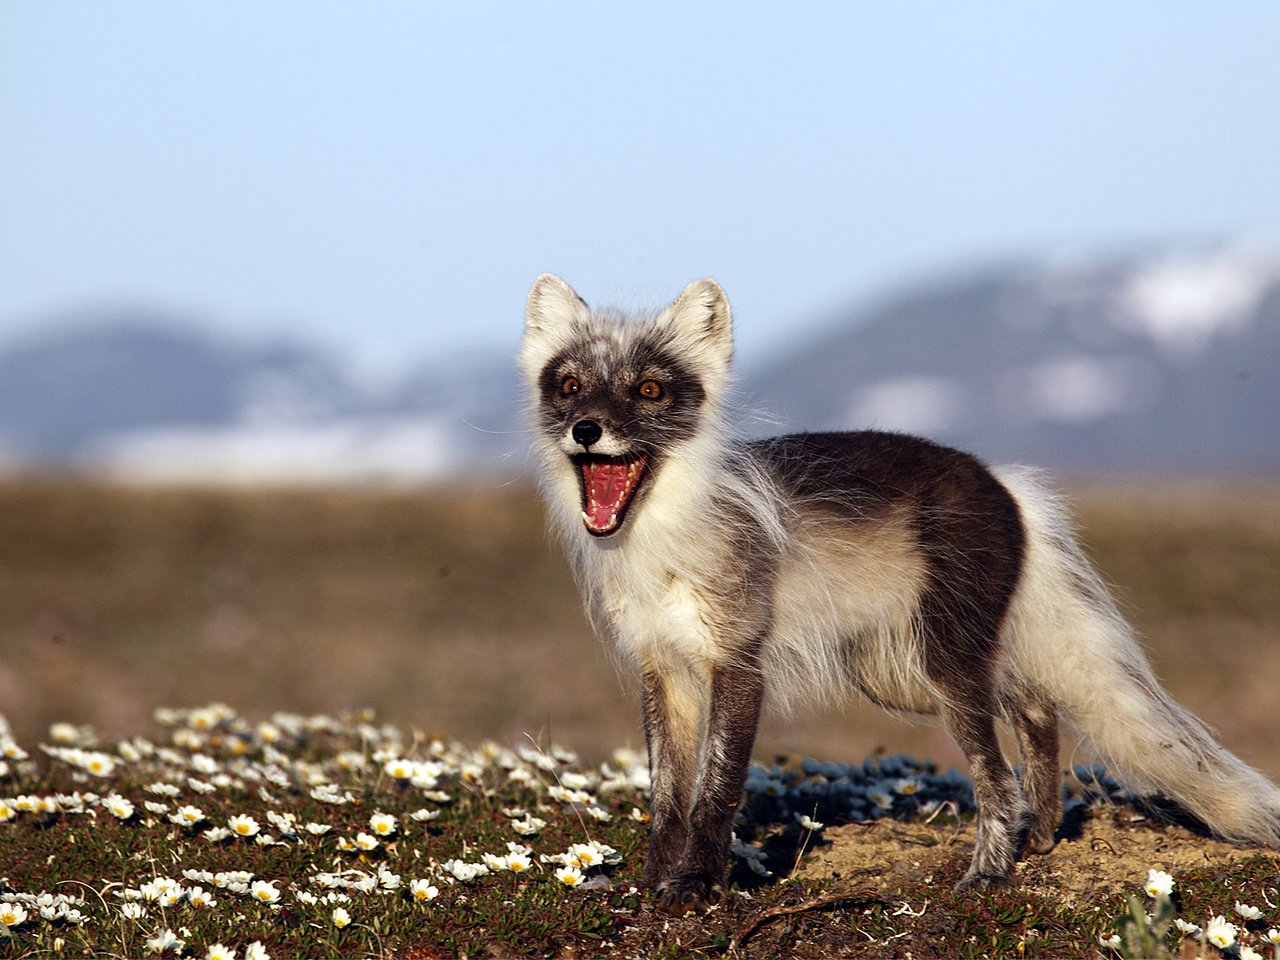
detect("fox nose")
(571, 419), (603, 449)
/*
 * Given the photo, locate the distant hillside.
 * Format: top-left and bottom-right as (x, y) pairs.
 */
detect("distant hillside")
(0, 316), (524, 483)
(0, 244), (1276, 481)
(746, 245), (1280, 474)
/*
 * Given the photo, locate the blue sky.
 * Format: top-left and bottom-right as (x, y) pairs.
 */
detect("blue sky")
(2, 3), (1278, 372)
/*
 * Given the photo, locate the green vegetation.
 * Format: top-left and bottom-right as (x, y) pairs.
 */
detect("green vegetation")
(3, 706), (1279, 957)
(0, 478), (1277, 955)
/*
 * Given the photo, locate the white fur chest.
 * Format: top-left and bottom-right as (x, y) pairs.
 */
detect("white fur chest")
(592, 551), (722, 671)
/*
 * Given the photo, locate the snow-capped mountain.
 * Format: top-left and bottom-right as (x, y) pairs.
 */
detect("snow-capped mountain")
(0, 243), (1276, 483)
(746, 244), (1280, 475)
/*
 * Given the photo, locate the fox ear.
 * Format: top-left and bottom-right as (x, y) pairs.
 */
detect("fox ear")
(525, 273), (588, 336)
(521, 274), (589, 383)
(663, 277), (733, 370)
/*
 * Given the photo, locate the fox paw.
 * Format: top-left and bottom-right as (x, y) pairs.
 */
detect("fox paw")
(1023, 831), (1057, 856)
(955, 870), (1012, 892)
(654, 875), (724, 916)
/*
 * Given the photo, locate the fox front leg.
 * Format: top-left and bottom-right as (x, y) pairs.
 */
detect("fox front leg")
(641, 670), (700, 890)
(654, 661), (764, 917)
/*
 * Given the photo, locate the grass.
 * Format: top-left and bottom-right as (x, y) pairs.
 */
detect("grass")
(2, 706), (1279, 957)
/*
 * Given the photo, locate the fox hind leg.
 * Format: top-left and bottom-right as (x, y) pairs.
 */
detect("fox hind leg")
(938, 695), (1032, 888)
(922, 608), (1031, 888)
(1008, 697), (1062, 855)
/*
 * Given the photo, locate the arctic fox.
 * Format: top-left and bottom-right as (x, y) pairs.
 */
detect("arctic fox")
(519, 273), (1280, 916)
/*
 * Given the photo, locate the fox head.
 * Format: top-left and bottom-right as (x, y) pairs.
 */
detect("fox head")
(520, 275), (734, 538)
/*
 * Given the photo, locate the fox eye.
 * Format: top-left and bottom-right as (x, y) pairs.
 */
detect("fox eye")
(637, 379), (664, 400)
(560, 376), (580, 396)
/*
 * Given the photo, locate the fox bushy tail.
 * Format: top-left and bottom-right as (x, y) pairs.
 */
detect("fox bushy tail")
(998, 466), (1280, 845)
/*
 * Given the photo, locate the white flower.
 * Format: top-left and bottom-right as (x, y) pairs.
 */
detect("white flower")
(265, 811), (299, 837)
(1206, 915), (1238, 950)
(1173, 917), (1200, 935)
(249, 880), (281, 905)
(409, 879), (439, 902)
(506, 853), (532, 873)
(80, 751), (117, 777)
(1268, 928), (1280, 945)
(158, 888), (184, 908)
(383, 758), (415, 779)
(170, 805), (205, 827)
(1235, 900), (1264, 921)
(377, 866), (401, 891)
(145, 928), (185, 955)
(747, 858), (773, 877)
(121, 901), (148, 920)
(547, 784), (594, 805)
(205, 944), (236, 960)
(1143, 868), (1175, 898)
(187, 887), (216, 908)
(555, 865), (584, 887)
(369, 812), (397, 836)
(511, 814), (546, 835)
(796, 813), (825, 831)
(203, 827), (231, 842)
(331, 907), (351, 928)
(139, 878), (181, 902)
(305, 822), (331, 835)
(228, 814), (260, 838)
(869, 788), (894, 810)
(567, 842), (605, 869)
(244, 943), (270, 960)
(1240, 946), (1264, 960)
(352, 832), (380, 851)
(892, 777), (921, 795)
(442, 859), (488, 882)
(214, 871), (254, 889)
(1098, 933), (1121, 950)
(104, 794), (136, 820)
(0, 902), (29, 927)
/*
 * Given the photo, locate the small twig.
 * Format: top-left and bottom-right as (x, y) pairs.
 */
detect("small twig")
(922, 799), (958, 825)
(891, 898), (929, 918)
(887, 827), (939, 847)
(728, 888), (886, 952)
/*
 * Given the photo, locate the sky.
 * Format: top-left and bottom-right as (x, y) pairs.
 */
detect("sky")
(2, 2), (1279, 375)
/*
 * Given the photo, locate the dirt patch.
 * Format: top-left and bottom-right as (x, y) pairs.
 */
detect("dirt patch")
(797, 805), (1280, 905)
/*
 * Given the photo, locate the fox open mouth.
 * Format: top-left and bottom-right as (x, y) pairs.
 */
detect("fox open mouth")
(573, 454), (649, 537)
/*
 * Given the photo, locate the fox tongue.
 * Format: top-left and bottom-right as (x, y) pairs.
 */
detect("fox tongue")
(580, 458), (644, 534)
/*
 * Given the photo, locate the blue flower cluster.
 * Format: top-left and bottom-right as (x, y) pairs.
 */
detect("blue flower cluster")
(741, 753), (976, 829)
(740, 755), (1139, 832)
